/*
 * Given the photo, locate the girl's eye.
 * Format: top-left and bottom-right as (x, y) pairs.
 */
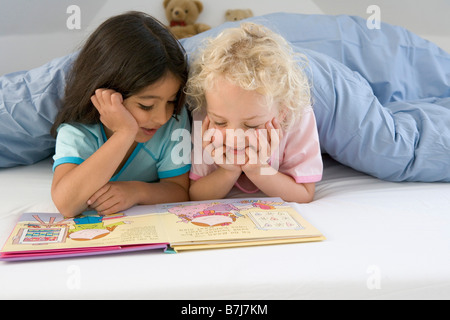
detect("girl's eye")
(214, 122), (227, 127)
(139, 104), (154, 111)
(245, 124), (260, 129)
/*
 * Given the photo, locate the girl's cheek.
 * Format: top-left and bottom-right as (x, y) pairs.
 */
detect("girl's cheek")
(212, 127), (226, 148)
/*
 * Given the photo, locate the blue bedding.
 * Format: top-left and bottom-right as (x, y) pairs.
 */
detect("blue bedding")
(0, 53), (77, 167)
(1, 13), (449, 182)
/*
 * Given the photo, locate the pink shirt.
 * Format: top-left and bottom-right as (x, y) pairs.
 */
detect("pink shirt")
(190, 106), (323, 193)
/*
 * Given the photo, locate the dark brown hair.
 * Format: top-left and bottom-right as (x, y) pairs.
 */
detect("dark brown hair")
(51, 11), (188, 137)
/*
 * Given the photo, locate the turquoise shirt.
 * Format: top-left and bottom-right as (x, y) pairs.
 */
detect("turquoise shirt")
(53, 107), (191, 182)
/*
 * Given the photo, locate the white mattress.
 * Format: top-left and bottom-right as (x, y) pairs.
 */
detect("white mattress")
(1, 155), (449, 300)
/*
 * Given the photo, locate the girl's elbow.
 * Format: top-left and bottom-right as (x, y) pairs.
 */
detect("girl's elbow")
(302, 185), (316, 203)
(302, 193), (315, 203)
(53, 201), (79, 218)
(188, 188), (201, 201)
(51, 190), (81, 218)
(291, 183), (316, 203)
(287, 193), (314, 204)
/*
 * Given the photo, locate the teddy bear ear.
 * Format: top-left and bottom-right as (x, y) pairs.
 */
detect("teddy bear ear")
(225, 10), (231, 16)
(193, 0), (204, 13)
(163, 0), (171, 8)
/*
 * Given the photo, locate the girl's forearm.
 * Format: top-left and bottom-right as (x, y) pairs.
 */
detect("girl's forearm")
(132, 179), (189, 205)
(52, 131), (136, 217)
(245, 166), (316, 203)
(189, 168), (241, 200)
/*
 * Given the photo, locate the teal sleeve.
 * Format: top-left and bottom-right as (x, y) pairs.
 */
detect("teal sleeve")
(52, 123), (101, 171)
(157, 107), (192, 179)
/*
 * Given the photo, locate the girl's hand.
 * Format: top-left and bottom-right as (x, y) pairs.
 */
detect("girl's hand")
(202, 116), (242, 174)
(86, 181), (138, 215)
(91, 89), (139, 137)
(242, 117), (283, 175)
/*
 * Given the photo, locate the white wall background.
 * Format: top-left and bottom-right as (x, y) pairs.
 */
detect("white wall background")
(1, 0), (450, 75)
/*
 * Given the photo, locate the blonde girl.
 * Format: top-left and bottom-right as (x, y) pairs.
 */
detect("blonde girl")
(186, 23), (323, 202)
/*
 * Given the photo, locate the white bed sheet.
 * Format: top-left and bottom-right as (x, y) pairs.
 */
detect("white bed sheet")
(0, 155), (449, 300)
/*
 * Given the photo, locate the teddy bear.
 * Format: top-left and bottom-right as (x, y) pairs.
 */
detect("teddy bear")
(163, 0), (211, 39)
(225, 9), (254, 22)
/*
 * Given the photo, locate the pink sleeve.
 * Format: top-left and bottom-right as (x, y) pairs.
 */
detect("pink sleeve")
(276, 107), (323, 183)
(189, 161), (217, 180)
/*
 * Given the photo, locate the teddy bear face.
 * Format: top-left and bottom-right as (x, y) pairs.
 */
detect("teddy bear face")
(164, 0), (204, 26)
(225, 9), (254, 22)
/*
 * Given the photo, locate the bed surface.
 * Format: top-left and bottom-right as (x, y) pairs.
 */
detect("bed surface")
(1, 154), (449, 300)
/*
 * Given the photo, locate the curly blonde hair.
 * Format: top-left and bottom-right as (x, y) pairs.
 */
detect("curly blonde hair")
(185, 22), (312, 129)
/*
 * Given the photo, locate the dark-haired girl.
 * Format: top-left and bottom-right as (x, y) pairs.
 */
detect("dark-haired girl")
(51, 12), (190, 218)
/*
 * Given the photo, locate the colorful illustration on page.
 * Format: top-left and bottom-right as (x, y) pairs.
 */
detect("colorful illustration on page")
(11, 212), (131, 245)
(166, 199), (284, 228)
(68, 213), (130, 241)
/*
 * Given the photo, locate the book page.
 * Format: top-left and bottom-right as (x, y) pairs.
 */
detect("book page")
(1, 211), (169, 253)
(158, 198), (323, 245)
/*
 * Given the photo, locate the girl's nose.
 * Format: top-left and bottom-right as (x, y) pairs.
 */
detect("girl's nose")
(224, 128), (248, 148)
(153, 104), (171, 126)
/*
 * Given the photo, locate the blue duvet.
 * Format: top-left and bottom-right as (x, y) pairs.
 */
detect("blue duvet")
(1, 13), (449, 182)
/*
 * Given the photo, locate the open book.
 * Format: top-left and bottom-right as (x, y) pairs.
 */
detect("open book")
(0, 198), (325, 261)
